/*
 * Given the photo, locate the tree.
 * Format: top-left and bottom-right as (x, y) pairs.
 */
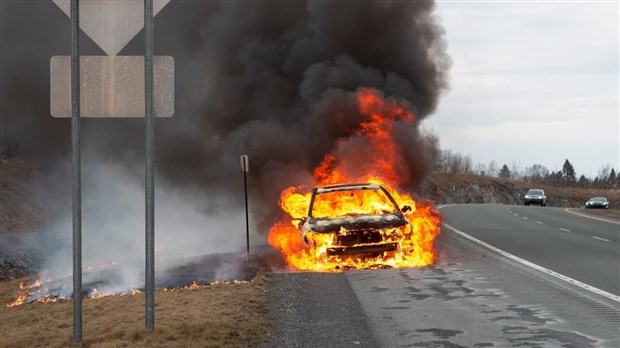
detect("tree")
(545, 170), (563, 187)
(577, 175), (589, 188)
(562, 159), (576, 185)
(510, 160), (523, 180)
(487, 160), (498, 177)
(499, 164), (511, 179)
(524, 164), (549, 184)
(608, 168), (617, 189)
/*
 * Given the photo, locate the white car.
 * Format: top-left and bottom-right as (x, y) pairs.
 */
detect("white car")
(524, 189), (547, 206)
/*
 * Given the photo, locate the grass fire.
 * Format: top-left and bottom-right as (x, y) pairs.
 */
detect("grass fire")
(268, 89), (442, 271)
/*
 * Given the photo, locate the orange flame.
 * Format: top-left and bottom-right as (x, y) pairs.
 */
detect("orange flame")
(268, 88), (441, 271)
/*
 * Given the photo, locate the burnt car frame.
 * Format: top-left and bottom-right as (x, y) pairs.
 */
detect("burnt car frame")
(524, 189), (547, 206)
(585, 197), (609, 209)
(299, 183), (412, 260)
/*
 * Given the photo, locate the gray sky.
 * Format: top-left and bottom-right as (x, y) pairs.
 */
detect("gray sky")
(425, 1), (619, 178)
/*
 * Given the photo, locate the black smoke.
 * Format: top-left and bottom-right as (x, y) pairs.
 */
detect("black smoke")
(1, 0), (450, 234)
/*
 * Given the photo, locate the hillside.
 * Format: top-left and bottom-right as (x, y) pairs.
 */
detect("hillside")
(424, 172), (620, 209)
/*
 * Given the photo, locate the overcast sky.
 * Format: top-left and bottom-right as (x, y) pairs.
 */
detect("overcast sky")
(425, 1), (619, 178)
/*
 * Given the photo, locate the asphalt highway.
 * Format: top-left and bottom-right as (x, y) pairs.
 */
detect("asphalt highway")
(440, 204), (619, 296)
(268, 204), (620, 347)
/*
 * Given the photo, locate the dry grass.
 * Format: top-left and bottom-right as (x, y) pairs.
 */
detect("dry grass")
(0, 275), (270, 348)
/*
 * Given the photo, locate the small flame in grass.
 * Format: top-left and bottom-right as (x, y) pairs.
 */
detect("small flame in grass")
(7, 279), (251, 307)
(6, 294), (29, 308)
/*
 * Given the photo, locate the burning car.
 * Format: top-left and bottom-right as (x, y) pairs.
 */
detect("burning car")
(298, 183), (412, 262)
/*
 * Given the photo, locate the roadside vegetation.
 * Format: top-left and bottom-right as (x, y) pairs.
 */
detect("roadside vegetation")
(430, 150), (619, 209)
(0, 275), (271, 348)
(435, 150), (619, 190)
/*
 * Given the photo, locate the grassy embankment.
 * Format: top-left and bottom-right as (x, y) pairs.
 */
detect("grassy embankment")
(0, 275), (271, 348)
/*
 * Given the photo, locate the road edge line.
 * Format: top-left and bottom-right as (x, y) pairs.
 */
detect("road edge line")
(564, 208), (620, 225)
(441, 222), (620, 304)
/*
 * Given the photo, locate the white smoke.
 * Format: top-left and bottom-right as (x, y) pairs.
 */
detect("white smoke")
(33, 157), (256, 298)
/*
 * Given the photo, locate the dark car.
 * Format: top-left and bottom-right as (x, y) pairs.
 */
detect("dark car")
(299, 183), (412, 260)
(524, 189), (546, 206)
(585, 197), (609, 209)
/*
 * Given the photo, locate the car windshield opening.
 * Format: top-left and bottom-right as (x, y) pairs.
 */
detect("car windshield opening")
(311, 188), (399, 219)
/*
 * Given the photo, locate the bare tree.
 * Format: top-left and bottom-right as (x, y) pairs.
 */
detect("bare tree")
(487, 160), (498, 177)
(510, 159), (522, 180)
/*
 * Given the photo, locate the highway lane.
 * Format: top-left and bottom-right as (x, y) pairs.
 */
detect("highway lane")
(440, 204), (619, 296)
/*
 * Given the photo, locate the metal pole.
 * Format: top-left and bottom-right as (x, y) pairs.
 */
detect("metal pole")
(144, 0), (155, 332)
(243, 168), (249, 259)
(70, 0), (82, 343)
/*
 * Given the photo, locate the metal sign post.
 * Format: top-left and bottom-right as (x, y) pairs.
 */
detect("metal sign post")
(144, 0), (155, 332)
(70, 0), (82, 343)
(240, 155), (250, 259)
(52, 0), (173, 339)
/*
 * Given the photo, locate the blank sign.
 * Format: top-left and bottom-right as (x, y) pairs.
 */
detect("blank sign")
(50, 55), (174, 118)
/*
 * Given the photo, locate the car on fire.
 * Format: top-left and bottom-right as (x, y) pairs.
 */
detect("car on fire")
(524, 189), (547, 206)
(298, 183), (412, 261)
(585, 197), (609, 209)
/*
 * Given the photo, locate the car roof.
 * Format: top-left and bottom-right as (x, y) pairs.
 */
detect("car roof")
(315, 183), (381, 193)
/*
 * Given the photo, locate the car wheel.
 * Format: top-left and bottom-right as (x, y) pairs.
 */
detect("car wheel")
(524, 202), (529, 206)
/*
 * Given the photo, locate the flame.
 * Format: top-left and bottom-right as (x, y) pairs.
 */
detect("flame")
(7, 279), (227, 307)
(268, 88), (442, 271)
(6, 294), (29, 308)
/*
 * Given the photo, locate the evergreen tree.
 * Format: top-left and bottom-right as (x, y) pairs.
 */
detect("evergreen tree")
(499, 164), (511, 179)
(608, 168), (617, 188)
(562, 159), (576, 184)
(577, 174), (588, 188)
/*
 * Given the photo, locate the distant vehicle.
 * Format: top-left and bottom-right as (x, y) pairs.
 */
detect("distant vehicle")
(299, 183), (412, 260)
(524, 189), (546, 206)
(585, 197), (609, 209)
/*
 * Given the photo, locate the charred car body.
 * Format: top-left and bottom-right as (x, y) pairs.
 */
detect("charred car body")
(299, 183), (412, 260)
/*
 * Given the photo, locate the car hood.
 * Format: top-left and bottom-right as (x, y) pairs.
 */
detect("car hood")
(304, 212), (408, 233)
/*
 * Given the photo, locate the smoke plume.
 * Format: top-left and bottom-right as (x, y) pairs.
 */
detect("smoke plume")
(2, 1), (450, 288)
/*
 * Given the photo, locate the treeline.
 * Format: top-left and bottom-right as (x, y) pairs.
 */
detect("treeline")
(435, 150), (619, 190)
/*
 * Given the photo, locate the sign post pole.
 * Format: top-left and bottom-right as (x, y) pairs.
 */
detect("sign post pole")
(241, 155), (250, 259)
(144, 0), (155, 332)
(70, 0), (82, 343)
(71, 0), (82, 343)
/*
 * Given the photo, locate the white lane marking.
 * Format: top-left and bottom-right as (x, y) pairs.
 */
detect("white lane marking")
(592, 236), (610, 242)
(536, 221), (544, 225)
(564, 208), (620, 225)
(513, 214), (518, 216)
(559, 228), (571, 232)
(442, 223), (620, 304)
(522, 217), (528, 220)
